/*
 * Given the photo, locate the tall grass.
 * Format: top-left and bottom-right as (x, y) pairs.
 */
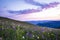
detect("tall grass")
(0, 25), (60, 40)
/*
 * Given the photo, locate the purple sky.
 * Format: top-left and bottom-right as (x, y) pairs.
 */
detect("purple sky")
(0, 0), (60, 21)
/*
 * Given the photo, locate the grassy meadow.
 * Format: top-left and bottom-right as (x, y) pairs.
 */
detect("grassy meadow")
(0, 17), (60, 40)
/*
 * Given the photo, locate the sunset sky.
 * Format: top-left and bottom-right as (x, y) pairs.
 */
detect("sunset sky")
(0, 0), (60, 21)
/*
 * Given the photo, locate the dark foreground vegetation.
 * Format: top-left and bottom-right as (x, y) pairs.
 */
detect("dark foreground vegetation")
(0, 25), (60, 40)
(0, 17), (60, 40)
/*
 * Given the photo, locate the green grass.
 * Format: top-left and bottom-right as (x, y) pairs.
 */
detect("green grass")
(0, 17), (60, 40)
(0, 25), (60, 40)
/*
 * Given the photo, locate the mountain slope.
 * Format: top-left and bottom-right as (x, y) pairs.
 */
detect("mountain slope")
(0, 17), (42, 31)
(0, 17), (60, 31)
(0, 17), (60, 40)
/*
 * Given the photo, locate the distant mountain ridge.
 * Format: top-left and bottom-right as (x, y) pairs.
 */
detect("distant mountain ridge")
(27, 21), (60, 28)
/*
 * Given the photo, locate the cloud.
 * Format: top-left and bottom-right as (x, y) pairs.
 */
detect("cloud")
(7, 2), (60, 15)
(0, 1), (60, 21)
(24, 0), (44, 7)
(12, 4), (60, 21)
(8, 9), (41, 14)
(0, 0), (39, 11)
(34, 0), (60, 3)
(24, 0), (60, 9)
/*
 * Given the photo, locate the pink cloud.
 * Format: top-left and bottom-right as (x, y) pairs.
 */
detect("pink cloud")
(0, 2), (60, 21)
(12, 4), (60, 21)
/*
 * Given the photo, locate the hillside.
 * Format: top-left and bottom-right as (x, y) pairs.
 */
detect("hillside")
(0, 17), (43, 31)
(0, 17), (60, 40)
